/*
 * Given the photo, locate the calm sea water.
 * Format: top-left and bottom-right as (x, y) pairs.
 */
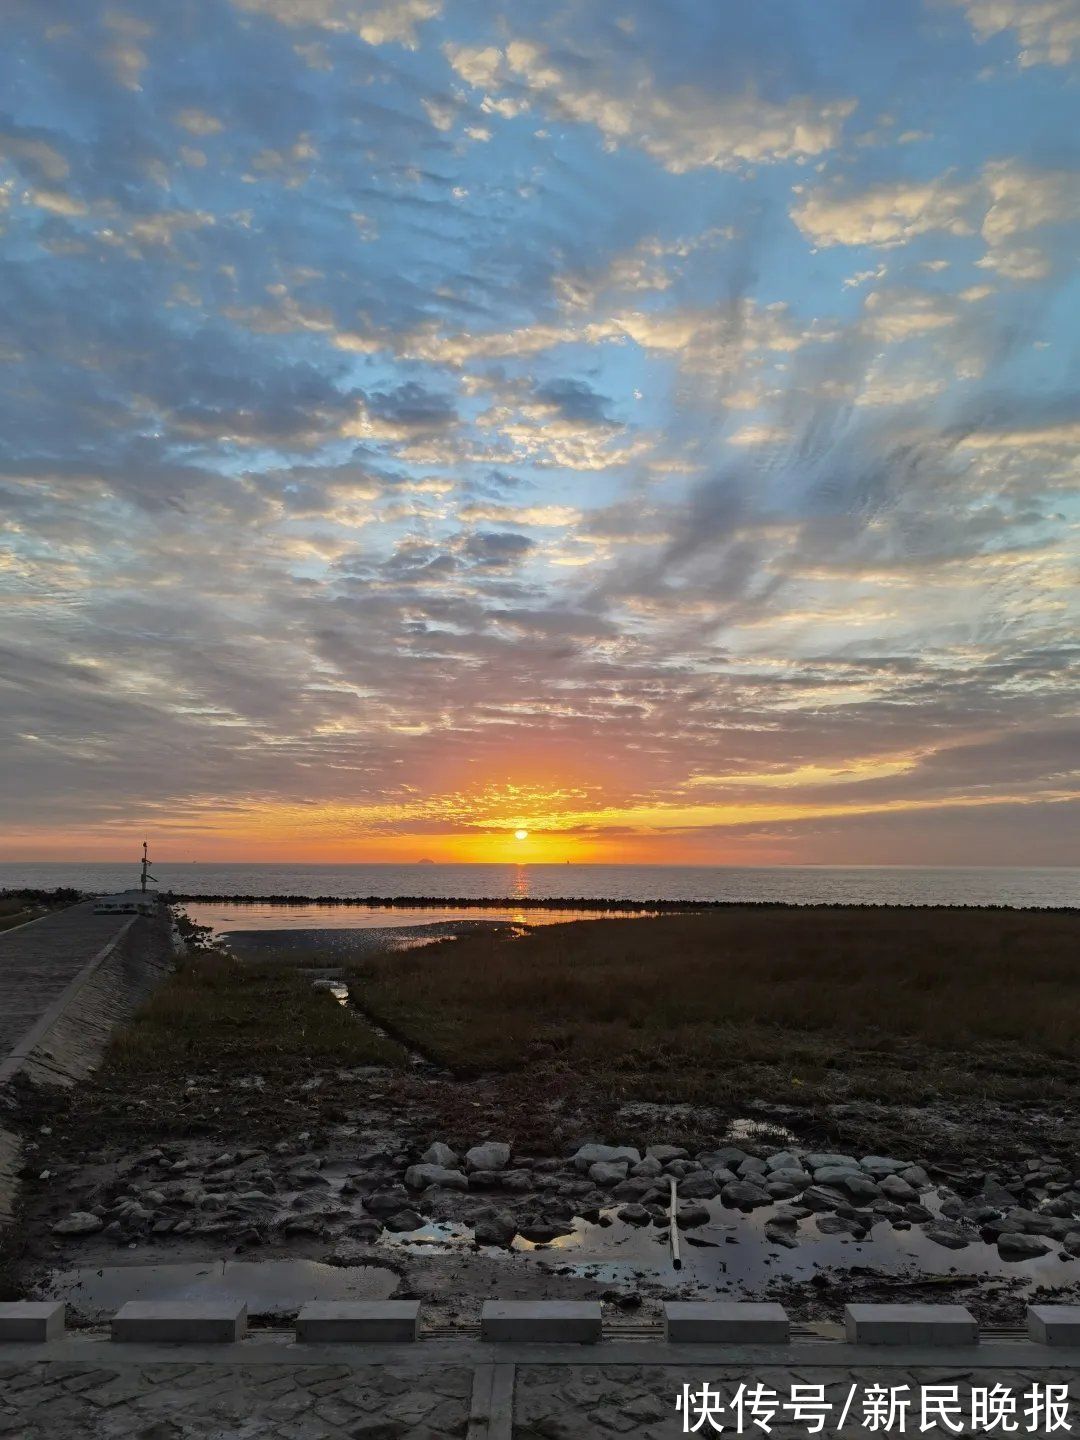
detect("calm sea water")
(0, 862), (1075, 908)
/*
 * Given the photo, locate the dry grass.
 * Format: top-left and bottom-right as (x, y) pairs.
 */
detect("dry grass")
(107, 951), (406, 1075)
(348, 907), (1080, 1104)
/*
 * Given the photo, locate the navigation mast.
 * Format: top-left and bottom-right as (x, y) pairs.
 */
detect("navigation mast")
(140, 840), (157, 894)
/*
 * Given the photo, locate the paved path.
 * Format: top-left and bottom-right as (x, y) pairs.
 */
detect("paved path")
(0, 904), (134, 1060)
(1, 1339), (1078, 1438)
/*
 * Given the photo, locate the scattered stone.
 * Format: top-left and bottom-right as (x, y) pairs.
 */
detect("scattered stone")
(404, 1164), (467, 1191)
(676, 1204), (710, 1229)
(364, 1187), (412, 1217)
(765, 1225), (799, 1249)
(737, 1156), (768, 1177)
(678, 1173), (721, 1200)
(420, 1142), (458, 1167)
(518, 1219), (575, 1243)
(720, 1181), (771, 1210)
(631, 1157), (663, 1178)
(900, 1165), (930, 1189)
(571, 1143), (641, 1172)
(805, 1153), (858, 1171)
(617, 1204), (651, 1226)
(645, 1145), (686, 1162)
(769, 1167), (812, 1190)
(923, 1223), (970, 1250)
(802, 1185), (846, 1212)
(859, 1156), (908, 1178)
(764, 1151), (801, 1172)
(665, 1159), (701, 1179)
(816, 1214), (862, 1236)
(879, 1174), (918, 1202)
(998, 1232), (1053, 1260)
(473, 1210), (517, 1247)
(384, 1210), (423, 1233)
(841, 1175), (882, 1202)
(588, 1161), (629, 1186)
(51, 1212), (103, 1236)
(465, 1142), (511, 1172)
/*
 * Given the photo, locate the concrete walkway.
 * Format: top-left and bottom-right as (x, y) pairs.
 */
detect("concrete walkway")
(0, 903), (135, 1065)
(1, 1337), (1078, 1438)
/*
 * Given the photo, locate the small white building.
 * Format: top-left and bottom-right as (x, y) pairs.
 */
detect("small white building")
(93, 889), (158, 916)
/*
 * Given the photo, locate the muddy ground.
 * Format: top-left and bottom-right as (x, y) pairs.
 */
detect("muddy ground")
(4, 919), (1080, 1331)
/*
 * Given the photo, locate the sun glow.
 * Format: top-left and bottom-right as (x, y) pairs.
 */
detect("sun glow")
(514, 828), (529, 840)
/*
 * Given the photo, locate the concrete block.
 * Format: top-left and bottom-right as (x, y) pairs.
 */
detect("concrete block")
(845, 1303), (978, 1346)
(664, 1301), (789, 1343)
(111, 1301), (247, 1343)
(481, 1300), (601, 1343)
(1028, 1305), (1080, 1346)
(0, 1302), (65, 1341)
(296, 1301), (420, 1342)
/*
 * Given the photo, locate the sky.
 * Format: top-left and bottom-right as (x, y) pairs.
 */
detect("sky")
(1, 0), (1078, 867)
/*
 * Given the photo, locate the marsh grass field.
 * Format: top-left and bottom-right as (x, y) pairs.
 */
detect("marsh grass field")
(103, 904), (1080, 1113)
(347, 906), (1080, 1107)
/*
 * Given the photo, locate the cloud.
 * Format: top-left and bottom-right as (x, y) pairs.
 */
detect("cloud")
(230, 0), (441, 47)
(791, 176), (975, 248)
(953, 0), (1080, 68)
(446, 38), (855, 173)
(459, 531), (535, 566)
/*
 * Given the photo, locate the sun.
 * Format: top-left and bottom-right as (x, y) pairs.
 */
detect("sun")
(514, 829), (529, 841)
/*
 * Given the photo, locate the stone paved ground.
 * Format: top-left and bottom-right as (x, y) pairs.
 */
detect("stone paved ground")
(0, 904), (132, 1056)
(517, 1364), (1080, 1438)
(2, 1353), (1079, 1439)
(0, 1359), (474, 1438)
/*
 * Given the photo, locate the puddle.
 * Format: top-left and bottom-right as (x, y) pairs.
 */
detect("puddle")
(43, 1259), (399, 1320)
(312, 978), (350, 1005)
(379, 1197), (1079, 1297)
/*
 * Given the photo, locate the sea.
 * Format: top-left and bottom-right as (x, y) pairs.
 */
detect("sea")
(0, 862), (1075, 910)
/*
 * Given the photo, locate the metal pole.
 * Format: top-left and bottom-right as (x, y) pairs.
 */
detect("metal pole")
(668, 1175), (681, 1269)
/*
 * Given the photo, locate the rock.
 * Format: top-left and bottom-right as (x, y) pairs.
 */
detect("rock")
(571, 1143), (641, 1172)
(645, 1145), (686, 1162)
(665, 1159), (701, 1179)
(518, 1219), (575, 1243)
(879, 1174), (918, 1202)
(872, 1200), (905, 1219)
(859, 1156), (908, 1178)
(1041, 1197), (1077, 1218)
(283, 1215), (325, 1236)
(802, 1185), (846, 1212)
(589, 1161), (629, 1186)
(676, 1203), (710, 1228)
(765, 1181), (800, 1200)
(900, 1165), (930, 1189)
(765, 1225), (799, 1248)
(903, 1202), (933, 1223)
(612, 1177), (658, 1200)
(473, 1210), (517, 1247)
(466, 1142), (510, 1172)
(404, 1164), (468, 1191)
(737, 1156), (768, 1177)
(769, 1167), (812, 1190)
(840, 1176), (882, 1202)
(1062, 1231), (1080, 1257)
(998, 1232), (1053, 1260)
(699, 1147), (748, 1168)
(764, 1151), (801, 1172)
(1008, 1207), (1071, 1238)
(345, 1217), (384, 1241)
(364, 1187), (411, 1217)
(923, 1223), (970, 1250)
(617, 1204), (652, 1226)
(774, 1204), (811, 1223)
(805, 1153), (859, 1171)
(384, 1209), (423, 1233)
(631, 1157), (664, 1178)
(816, 1214), (862, 1236)
(706, 1167), (738, 1186)
(420, 1142), (458, 1168)
(814, 1165), (866, 1187)
(501, 1170), (533, 1193)
(720, 1180), (771, 1210)
(52, 1212), (103, 1235)
(679, 1172), (720, 1200)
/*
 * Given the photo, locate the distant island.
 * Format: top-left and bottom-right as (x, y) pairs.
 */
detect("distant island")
(416, 858), (436, 864)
